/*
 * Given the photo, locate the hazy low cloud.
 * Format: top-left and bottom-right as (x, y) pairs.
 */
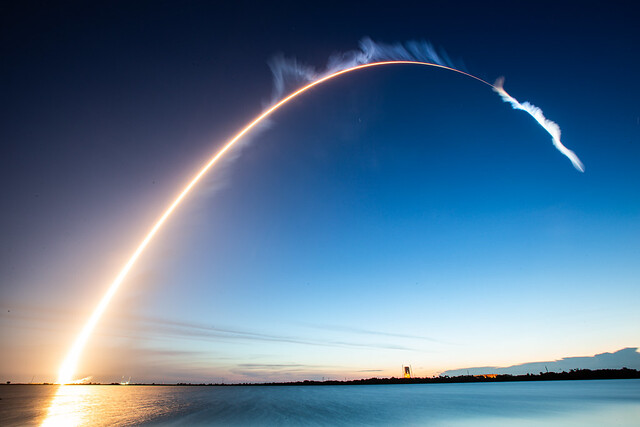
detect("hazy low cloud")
(442, 348), (640, 376)
(237, 363), (310, 368)
(228, 362), (342, 381)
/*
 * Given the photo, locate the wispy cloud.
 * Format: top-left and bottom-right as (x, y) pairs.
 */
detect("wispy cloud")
(2, 303), (416, 356)
(79, 316), (414, 350)
(303, 322), (451, 345)
(111, 314), (418, 352)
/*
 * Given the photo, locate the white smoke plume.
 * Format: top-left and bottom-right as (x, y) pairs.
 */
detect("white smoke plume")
(268, 37), (456, 102)
(69, 376), (93, 384)
(268, 38), (584, 173)
(493, 77), (584, 172)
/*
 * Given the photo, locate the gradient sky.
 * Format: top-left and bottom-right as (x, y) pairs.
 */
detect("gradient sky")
(1, 1), (639, 383)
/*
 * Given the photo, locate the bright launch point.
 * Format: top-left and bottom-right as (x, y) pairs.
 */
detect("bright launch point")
(56, 57), (584, 385)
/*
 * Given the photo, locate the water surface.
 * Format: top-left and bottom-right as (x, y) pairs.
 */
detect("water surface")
(1, 379), (639, 425)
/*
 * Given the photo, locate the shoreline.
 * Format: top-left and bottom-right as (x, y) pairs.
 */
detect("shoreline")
(4, 368), (639, 386)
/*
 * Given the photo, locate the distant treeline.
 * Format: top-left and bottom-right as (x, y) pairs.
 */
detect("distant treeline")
(8, 368), (638, 386)
(173, 368), (640, 386)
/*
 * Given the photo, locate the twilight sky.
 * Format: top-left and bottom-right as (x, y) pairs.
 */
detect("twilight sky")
(1, 1), (639, 383)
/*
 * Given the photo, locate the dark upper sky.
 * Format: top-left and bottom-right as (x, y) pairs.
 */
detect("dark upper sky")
(1, 1), (638, 382)
(2, 0), (637, 273)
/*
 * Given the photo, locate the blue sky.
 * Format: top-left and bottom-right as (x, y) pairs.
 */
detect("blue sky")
(1, 1), (638, 383)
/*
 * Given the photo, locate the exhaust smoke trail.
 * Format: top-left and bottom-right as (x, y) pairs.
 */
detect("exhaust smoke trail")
(271, 38), (584, 172)
(493, 77), (585, 172)
(55, 40), (584, 385)
(269, 37), (458, 102)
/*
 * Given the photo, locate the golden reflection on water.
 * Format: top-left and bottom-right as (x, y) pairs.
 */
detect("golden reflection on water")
(41, 385), (92, 426)
(39, 384), (177, 426)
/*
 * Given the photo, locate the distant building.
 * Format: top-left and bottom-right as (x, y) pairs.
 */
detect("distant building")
(403, 366), (412, 378)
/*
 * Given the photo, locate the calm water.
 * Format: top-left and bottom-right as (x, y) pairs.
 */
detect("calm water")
(1, 380), (639, 426)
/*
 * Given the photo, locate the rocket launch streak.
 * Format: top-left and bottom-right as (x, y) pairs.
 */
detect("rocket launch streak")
(55, 60), (583, 385)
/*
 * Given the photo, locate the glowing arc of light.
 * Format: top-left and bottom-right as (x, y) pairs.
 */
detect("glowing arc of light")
(55, 60), (573, 384)
(57, 60), (483, 384)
